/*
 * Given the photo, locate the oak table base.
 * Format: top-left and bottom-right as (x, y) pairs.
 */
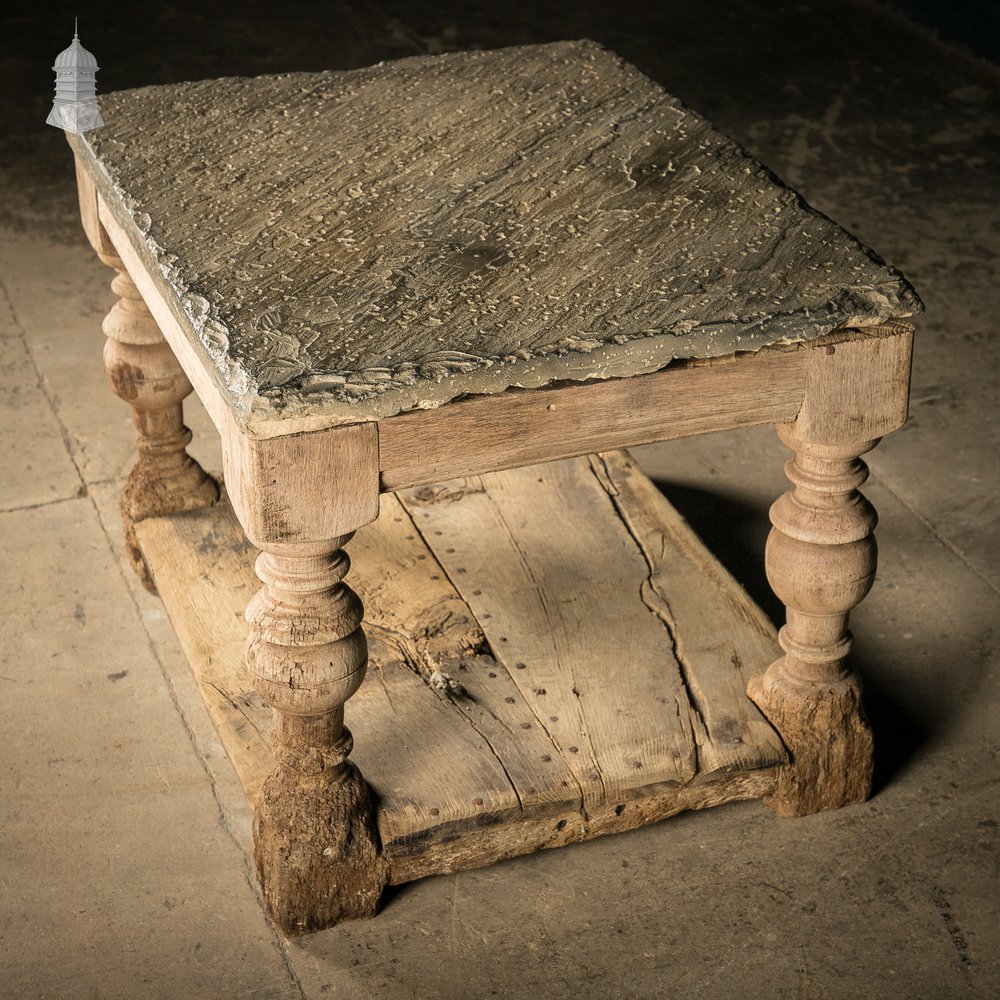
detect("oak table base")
(132, 450), (791, 900)
(100, 317), (914, 935)
(104, 322), (914, 935)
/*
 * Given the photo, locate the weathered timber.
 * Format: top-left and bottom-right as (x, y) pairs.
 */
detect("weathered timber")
(233, 418), (385, 934)
(68, 40), (920, 434)
(70, 38), (920, 935)
(747, 324), (914, 815)
(244, 534), (390, 934)
(748, 427), (879, 815)
(378, 345), (809, 490)
(135, 450), (786, 886)
(98, 248), (219, 589)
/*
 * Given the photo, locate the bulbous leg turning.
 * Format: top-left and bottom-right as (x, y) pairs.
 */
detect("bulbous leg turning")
(748, 424), (877, 816)
(99, 252), (219, 589)
(246, 541), (388, 934)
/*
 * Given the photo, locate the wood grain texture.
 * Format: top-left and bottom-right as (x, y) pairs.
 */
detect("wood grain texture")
(748, 425), (879, 815)
(347, 492), (585, 822)
(136, 450), (786, 885)
(586, 452), (789, 776)
(398, 460), (702, 811)
(222, 421), (380, 547)
(796, 320), (914, 444)
(745, 327), (914, 815)
(378, 345), (809, 490)
(68, 40), (920, 433)
(98, 248), (220, 589)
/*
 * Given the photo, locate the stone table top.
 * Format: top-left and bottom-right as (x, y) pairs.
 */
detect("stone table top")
(70, 40), (920, 433)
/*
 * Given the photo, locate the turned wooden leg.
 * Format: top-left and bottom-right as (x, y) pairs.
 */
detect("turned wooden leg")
(99, 251), (219, 589)
(246, 537), (388, 934)
(747, 423), (877, 816)
(222, 423), (383, 932)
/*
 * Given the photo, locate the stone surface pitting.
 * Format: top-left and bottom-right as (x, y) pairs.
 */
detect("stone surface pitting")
(71, 40), (920, 425)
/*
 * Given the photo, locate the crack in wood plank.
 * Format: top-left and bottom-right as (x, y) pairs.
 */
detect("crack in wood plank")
(585, 451), (786, 775)
(589, 452), (708, 774)
(367, 655), (398, 716)
(401, 458), (701, 808)
(394, 494), (583, 814)
(206, 680), (273, 747)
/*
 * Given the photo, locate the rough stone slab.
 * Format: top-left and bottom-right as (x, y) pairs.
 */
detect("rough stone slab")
(69, 40), (921, 430)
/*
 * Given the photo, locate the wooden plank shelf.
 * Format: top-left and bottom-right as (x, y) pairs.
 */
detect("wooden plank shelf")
(135, 449), (787, 886)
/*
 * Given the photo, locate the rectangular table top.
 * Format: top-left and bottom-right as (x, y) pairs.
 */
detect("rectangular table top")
(70, 40), (920, 432)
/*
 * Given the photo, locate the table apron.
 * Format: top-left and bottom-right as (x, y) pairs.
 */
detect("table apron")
(376, 350), (808, 491)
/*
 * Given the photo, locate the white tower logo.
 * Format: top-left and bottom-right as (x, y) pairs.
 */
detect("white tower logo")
(46, 19), (105, 134)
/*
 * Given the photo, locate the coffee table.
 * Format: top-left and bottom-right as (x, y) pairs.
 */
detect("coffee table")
(66, 40), (919, 934)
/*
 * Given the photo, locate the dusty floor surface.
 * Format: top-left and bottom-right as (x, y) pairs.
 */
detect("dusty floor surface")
(1, 1), (998, 998)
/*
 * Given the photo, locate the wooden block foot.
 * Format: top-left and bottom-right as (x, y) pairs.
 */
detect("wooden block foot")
(748, 665), (873, 816)
(254, 759), (389, 934)
(121, 453), (219, 590)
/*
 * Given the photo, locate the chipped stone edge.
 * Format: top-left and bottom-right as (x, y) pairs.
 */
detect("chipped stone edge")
(67, 43), (924, 437)
(69, 128), (249, 431)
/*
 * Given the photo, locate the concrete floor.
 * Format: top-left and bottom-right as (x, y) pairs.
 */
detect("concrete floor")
(1, 1), (998, 997)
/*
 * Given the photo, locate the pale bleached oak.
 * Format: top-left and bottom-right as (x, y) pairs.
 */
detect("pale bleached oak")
(69, 40), (919, 936)
(83, 182), (916, 930)
(747, 328), (913, 814)
(76, 160), (219, 589)
(80, 160), (389, 934)
(134, 449), (787, 887)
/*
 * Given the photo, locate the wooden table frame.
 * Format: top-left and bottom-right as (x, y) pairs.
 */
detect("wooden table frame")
(76, 160), (914, 934)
